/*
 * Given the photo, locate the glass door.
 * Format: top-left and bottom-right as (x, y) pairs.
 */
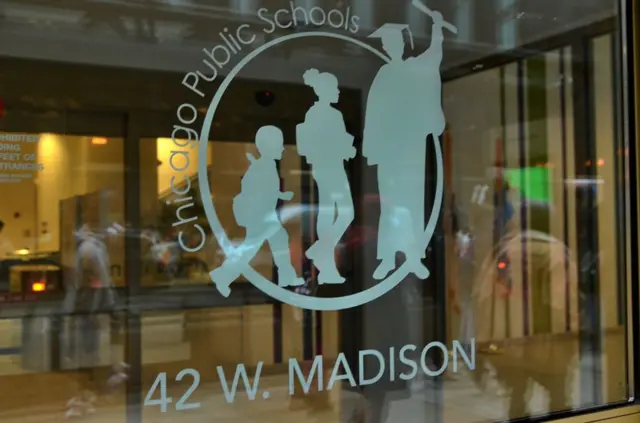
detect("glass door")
(0, 107), (127, 421)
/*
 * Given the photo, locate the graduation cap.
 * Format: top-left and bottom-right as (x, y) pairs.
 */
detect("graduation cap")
(368, 23), (414, 51)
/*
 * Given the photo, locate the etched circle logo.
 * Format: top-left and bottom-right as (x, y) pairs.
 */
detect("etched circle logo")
(177, 1), (457, 311)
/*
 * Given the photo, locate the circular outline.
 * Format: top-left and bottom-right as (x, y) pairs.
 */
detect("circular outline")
(198, 31), (444, 311)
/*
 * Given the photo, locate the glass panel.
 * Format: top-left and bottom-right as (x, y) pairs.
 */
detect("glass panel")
(140, 306), (343, 420)
(443, 35), (627, 421)
(593, 34), (627, 404)
(0, 132), (125, 420)
(0, 0), (631, 422)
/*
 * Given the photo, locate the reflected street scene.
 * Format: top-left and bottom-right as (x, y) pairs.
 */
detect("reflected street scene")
(0, 1), (633, 423)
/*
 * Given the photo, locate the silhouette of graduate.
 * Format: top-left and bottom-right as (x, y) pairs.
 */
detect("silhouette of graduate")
(363, 7), (456, 281)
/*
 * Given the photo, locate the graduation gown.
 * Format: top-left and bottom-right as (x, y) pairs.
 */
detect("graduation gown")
(362, 41), (445, 261)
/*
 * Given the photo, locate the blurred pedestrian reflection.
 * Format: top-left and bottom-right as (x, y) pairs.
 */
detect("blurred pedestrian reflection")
(82, 2), (129, 38)
(62, 223), (128, 418)
(81, 0), (156, 41)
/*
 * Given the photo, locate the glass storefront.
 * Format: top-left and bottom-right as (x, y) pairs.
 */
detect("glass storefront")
(0, 0), (636, 422)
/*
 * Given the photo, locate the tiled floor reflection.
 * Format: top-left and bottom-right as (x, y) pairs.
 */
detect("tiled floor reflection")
(0, 370), (606, 423)
(0, 330), (627, 423)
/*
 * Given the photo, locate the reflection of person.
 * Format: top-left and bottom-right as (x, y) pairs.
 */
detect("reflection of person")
(81, 0), (156, 41)
(493, 181), (515, 295)
(363, 15), (452, 280)
(82, 2), (128, 38)
(493, 181), (515, 238)
(359, 240), (413, 423)
(133, 0), (157, 41)
(0, 220), (14, 291)
(210, 126), (305, 296)
(297, 68), (356, 284)
(64, 224), (127, 418)
(450, 196), (476, 351)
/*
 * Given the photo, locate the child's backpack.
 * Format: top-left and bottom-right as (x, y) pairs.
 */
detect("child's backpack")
(233, 153), (259, 227)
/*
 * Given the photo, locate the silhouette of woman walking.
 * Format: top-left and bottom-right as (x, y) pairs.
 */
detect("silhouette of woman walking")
(297, 69), (355, 284)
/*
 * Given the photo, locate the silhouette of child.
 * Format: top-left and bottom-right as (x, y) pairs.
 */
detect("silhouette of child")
(297, 68), (355, 284)
(210, 126), (304, 295)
